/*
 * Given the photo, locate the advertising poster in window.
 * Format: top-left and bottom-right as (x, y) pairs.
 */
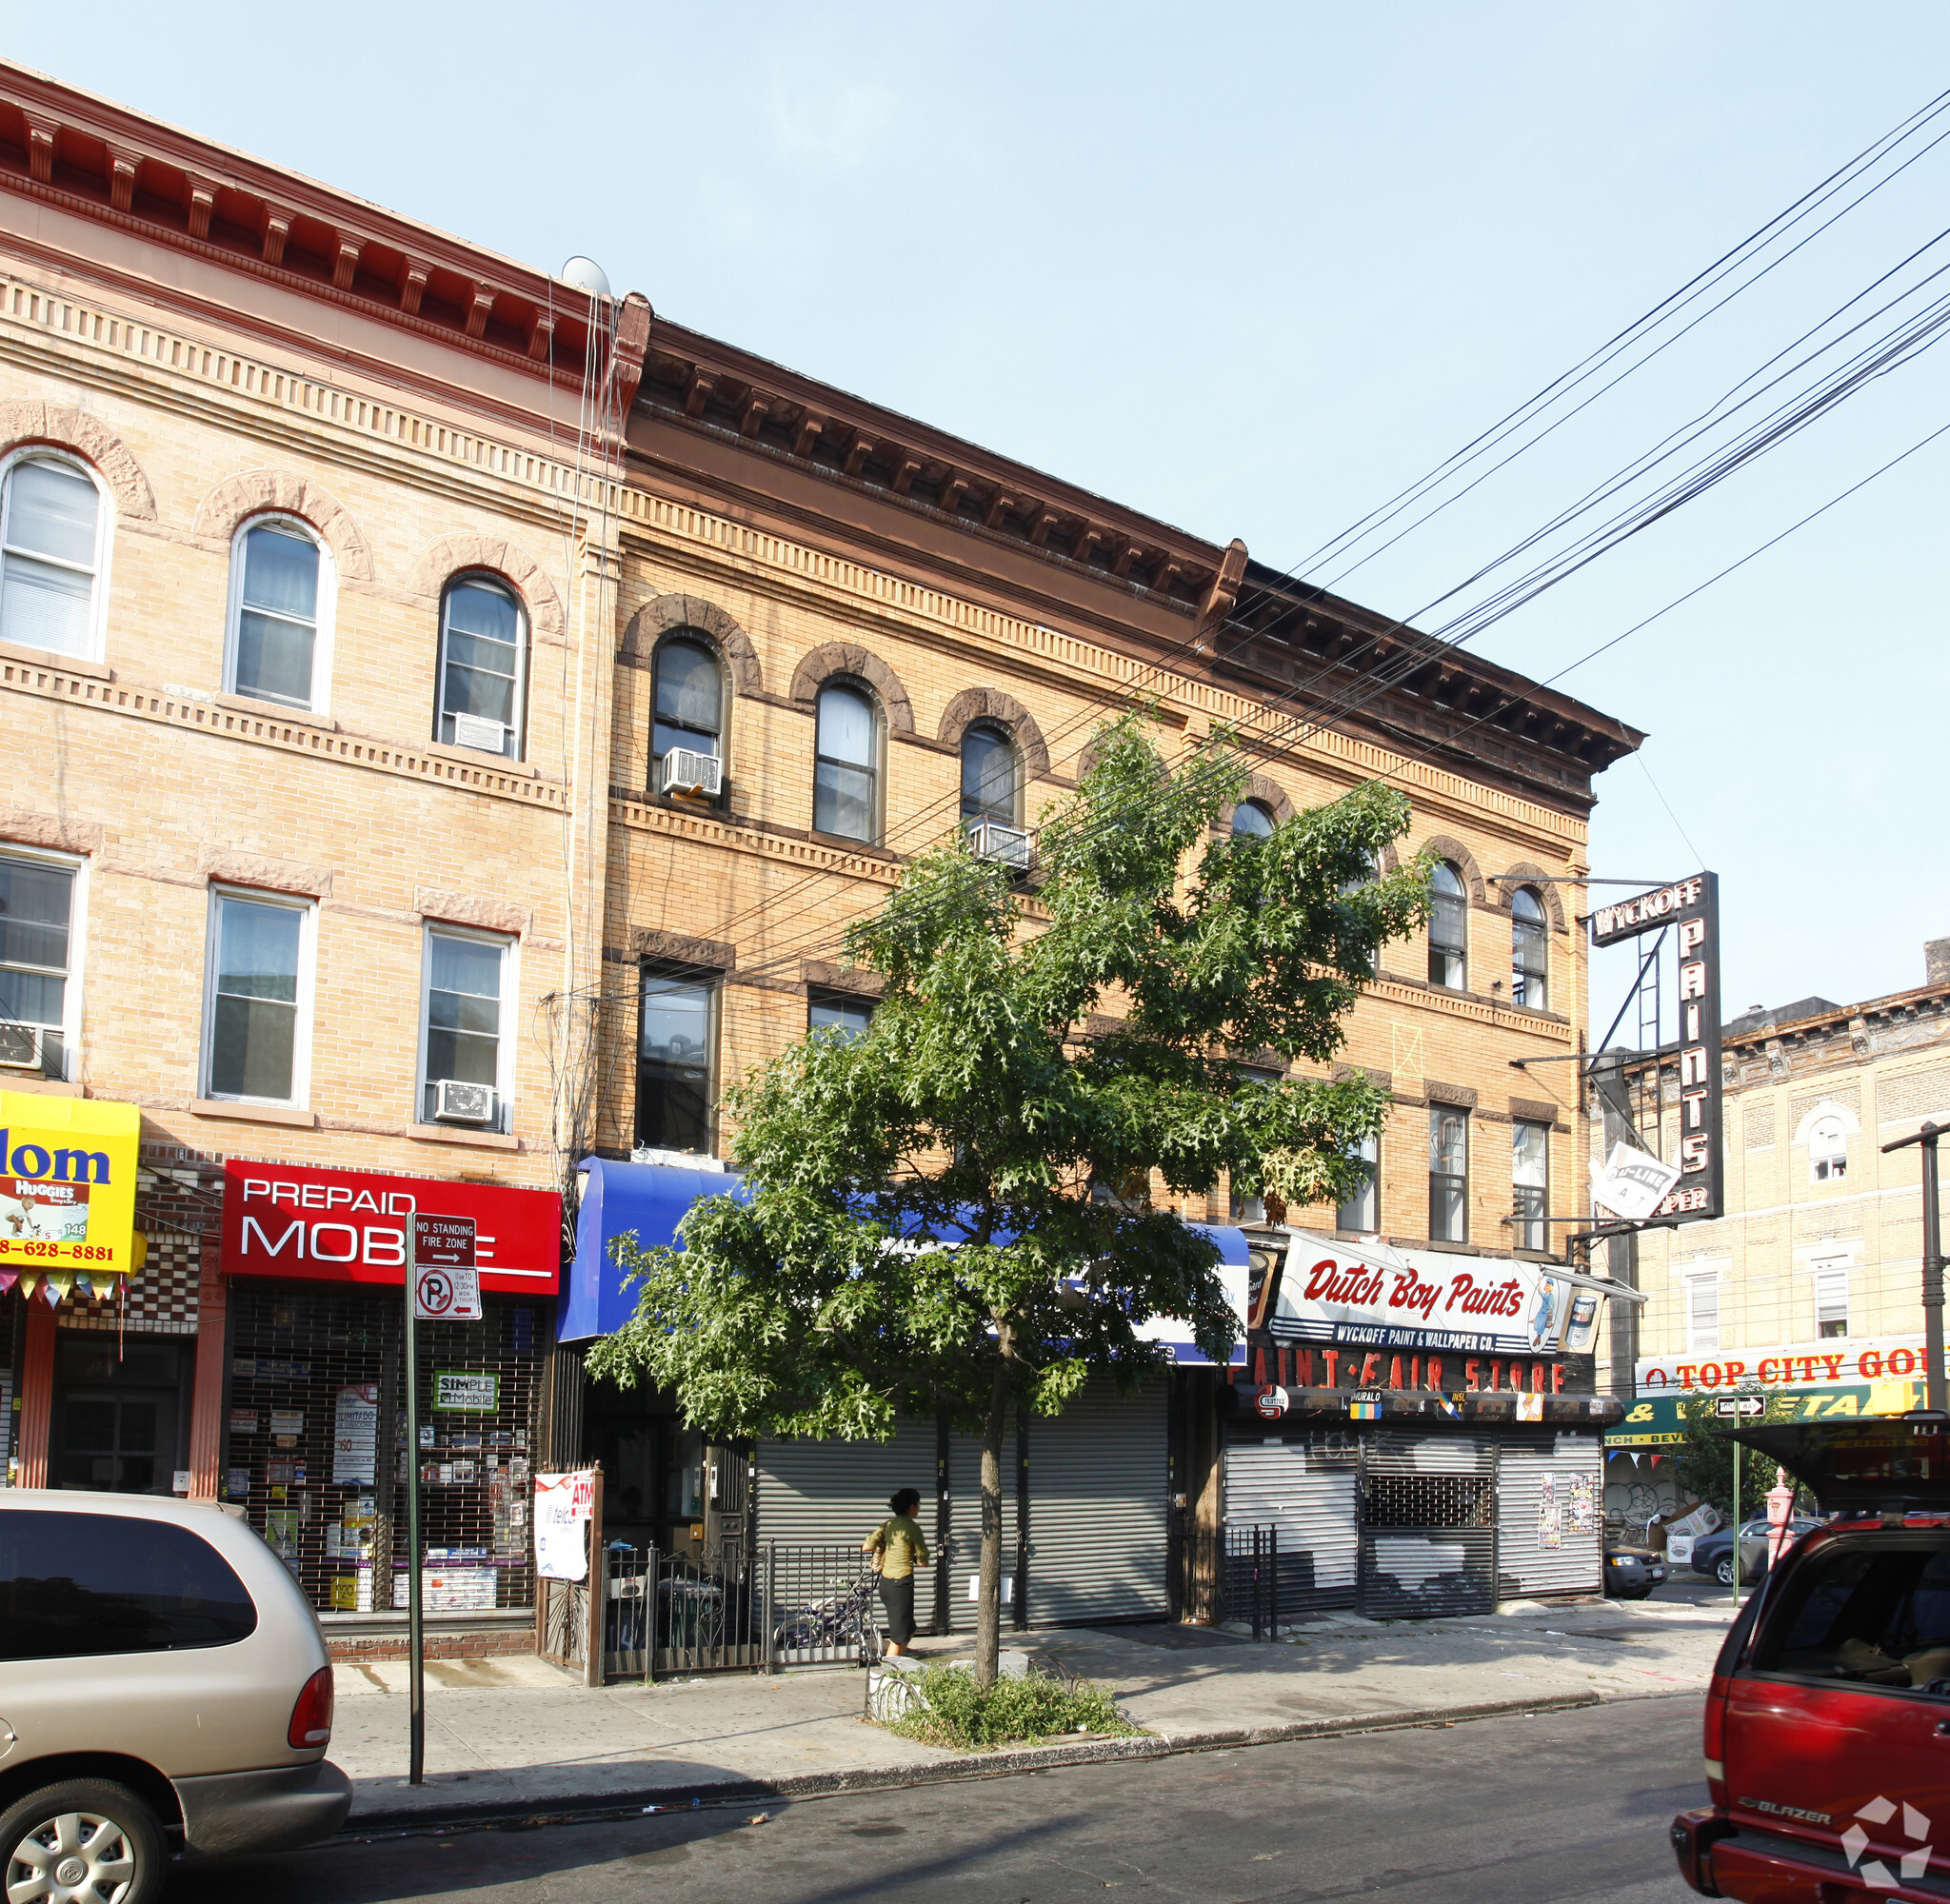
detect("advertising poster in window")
(0, 1093), (141, 1280)
(331, 1383), (379, 1485)
(533, 1468), (595, 1581)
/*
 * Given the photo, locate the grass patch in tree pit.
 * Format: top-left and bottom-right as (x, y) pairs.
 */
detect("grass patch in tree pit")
(882, 1664), (1144, 1752)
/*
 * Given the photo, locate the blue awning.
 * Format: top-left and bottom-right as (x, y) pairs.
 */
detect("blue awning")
(559, 1156), (1249, 1362)
(558, 1157), (750, 1342)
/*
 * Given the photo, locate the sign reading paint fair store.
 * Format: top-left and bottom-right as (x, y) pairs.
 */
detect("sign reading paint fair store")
(0, 1092), (141, 1276)
(220, 1159), (560, 1296)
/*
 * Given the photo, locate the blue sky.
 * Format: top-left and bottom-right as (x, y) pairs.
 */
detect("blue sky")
(15, 2), (1947, 1024)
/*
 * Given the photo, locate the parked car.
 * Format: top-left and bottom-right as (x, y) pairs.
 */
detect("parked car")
(1671, 1414), (1950, 1900)
(1603, 1541), (1668, 1598)
(1689, 1517), (1824, 1588)
(0, 1491), (351, 1902)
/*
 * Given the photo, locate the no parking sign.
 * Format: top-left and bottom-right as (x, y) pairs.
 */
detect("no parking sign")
(410, 1214), (480, 1320)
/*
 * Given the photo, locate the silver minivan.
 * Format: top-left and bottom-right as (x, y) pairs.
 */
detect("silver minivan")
(0, 1490), (351, 1900)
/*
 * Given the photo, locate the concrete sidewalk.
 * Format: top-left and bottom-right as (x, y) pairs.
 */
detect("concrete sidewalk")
(330, 1595), (1733, 1828)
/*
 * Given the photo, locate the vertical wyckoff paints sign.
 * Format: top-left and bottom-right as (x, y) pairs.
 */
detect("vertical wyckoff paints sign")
(1589, 873), (1722, 1222)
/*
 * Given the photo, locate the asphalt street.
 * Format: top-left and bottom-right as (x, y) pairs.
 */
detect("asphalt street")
(173, 1694), (1703, 1903)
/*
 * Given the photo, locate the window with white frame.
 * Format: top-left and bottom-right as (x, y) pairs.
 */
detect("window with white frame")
(436, 576), (526, 758)
(420, 927), (509, 1129)
(203, 890), (312, 1104)
(1428, 863), (1467, 990)
(1512, 1119), (1549, 1251)
(0, 454), (108, 659)
(0, 849), (79, 1081)
(1813, 1261), (1850, 1339)
(813, 683), (879, 843)
(1810, 1116), (1848, 1183)
(227, 517), (329, 711)
(1686, 1272), (1721, 1353)
(1337, 1133), (1380, 1233)
(1511, 887), (1548, 1011)
(1429, 1106), (1468, 1241)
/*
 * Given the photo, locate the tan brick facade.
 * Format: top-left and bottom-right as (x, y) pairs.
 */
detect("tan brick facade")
(0, 68), (1642, 1651)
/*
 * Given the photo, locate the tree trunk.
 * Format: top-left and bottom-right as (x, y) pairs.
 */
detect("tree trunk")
(974, 1342), (1011, 1690)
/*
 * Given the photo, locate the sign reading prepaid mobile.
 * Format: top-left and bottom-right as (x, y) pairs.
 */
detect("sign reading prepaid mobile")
(0, 1094), (141, 1274)
(533, 1468), (595, 1581)
(221, 1159), (559, 1294)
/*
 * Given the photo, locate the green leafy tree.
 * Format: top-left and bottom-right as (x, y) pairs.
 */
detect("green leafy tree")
(587, 719), (1429, 1684)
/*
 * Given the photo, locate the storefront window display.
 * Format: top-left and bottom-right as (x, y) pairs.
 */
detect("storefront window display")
(224, 1281), (544, 1616)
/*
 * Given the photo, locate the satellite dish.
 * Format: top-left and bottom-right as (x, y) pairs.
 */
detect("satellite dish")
(559, 256), (611, 299)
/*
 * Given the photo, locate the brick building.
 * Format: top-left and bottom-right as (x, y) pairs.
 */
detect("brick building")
(1600, 938), (1950, 1532)
(0, 62), (1645, 1646)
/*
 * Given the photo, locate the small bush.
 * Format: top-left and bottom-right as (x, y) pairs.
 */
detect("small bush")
(882, 1663), (1143, 1752)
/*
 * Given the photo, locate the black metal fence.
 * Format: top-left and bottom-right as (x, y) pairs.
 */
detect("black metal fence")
(601, 1541), (881, 1680)
(1170, 1525), (1285, 1638)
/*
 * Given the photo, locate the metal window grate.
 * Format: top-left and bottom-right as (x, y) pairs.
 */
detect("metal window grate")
(1362, 1472), (1493, 1529)
(224, 1280), (545, 1616)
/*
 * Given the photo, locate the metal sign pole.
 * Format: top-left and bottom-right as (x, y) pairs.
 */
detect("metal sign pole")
(1880, 1121), (1947, 1415)
(1921, 1127), (1946, 1416)
(405, 1217), (425, 1786)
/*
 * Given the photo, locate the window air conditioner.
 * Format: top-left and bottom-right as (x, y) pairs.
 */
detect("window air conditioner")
(451, 713), (507, 754)
(434, 1079), (497, 1125)
(0, 1023), (45, 1071)
(660, 748), (723, 798)
(968, 820), (1034, 871)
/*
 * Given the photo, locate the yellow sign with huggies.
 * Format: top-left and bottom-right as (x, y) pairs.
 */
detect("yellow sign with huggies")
(0, 1094), (142, 1279)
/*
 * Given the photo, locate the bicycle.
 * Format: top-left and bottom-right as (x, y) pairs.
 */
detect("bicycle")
(773, 1567), (882, 1659)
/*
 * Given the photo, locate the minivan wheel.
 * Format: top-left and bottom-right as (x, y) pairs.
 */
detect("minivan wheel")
(1714, 1556), (1735, 1587)
(0, 1777), (166, 1904)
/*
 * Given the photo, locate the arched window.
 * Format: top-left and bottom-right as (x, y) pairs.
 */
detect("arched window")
(652, 635), (725, 791)
(961, 723), (1020, 831)
(814, 682), (878, 842)
(1230, 801), (1276, 841)
(0, 453), (106, 659)
(436, 574), (526, 758)
(1810, 1117), (1848, 1183)
(227, 516), (329, 711)
(1511, 886), (1547, 1010)
(1428, 862), (1467, 989)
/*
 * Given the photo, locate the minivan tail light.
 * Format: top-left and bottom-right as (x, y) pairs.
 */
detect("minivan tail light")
(1702, 1676), (1728, 1806)
(289, 1665), (334, 1748)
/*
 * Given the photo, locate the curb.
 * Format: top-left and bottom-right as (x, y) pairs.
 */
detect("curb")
(340, 1689), (1603, 1837)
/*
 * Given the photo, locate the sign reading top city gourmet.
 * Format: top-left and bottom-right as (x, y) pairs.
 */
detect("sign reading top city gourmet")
(1588, 872), (1723, 1223)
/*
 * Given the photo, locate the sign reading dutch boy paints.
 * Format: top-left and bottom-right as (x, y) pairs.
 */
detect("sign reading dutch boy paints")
(1265, 1232), (1571, 1357)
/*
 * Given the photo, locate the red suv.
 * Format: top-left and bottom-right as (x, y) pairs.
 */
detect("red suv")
(1672, 1414), (1950, 1900)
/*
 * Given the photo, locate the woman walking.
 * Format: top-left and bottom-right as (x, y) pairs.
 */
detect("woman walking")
(864, 1487), (929, 1657)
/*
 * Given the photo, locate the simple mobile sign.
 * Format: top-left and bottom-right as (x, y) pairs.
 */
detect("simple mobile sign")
(1589, 872), (1722, 1223)
(411, 1215), (481, 1321)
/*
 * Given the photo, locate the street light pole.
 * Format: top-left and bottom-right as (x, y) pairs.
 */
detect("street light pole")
(1880, 1121), (1947, 1415)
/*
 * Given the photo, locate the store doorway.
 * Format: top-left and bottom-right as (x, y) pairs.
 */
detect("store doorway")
(51, 1337), (190, 1496)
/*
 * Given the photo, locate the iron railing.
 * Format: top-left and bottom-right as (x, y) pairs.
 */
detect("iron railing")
(601, 1541), (882, 1680)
